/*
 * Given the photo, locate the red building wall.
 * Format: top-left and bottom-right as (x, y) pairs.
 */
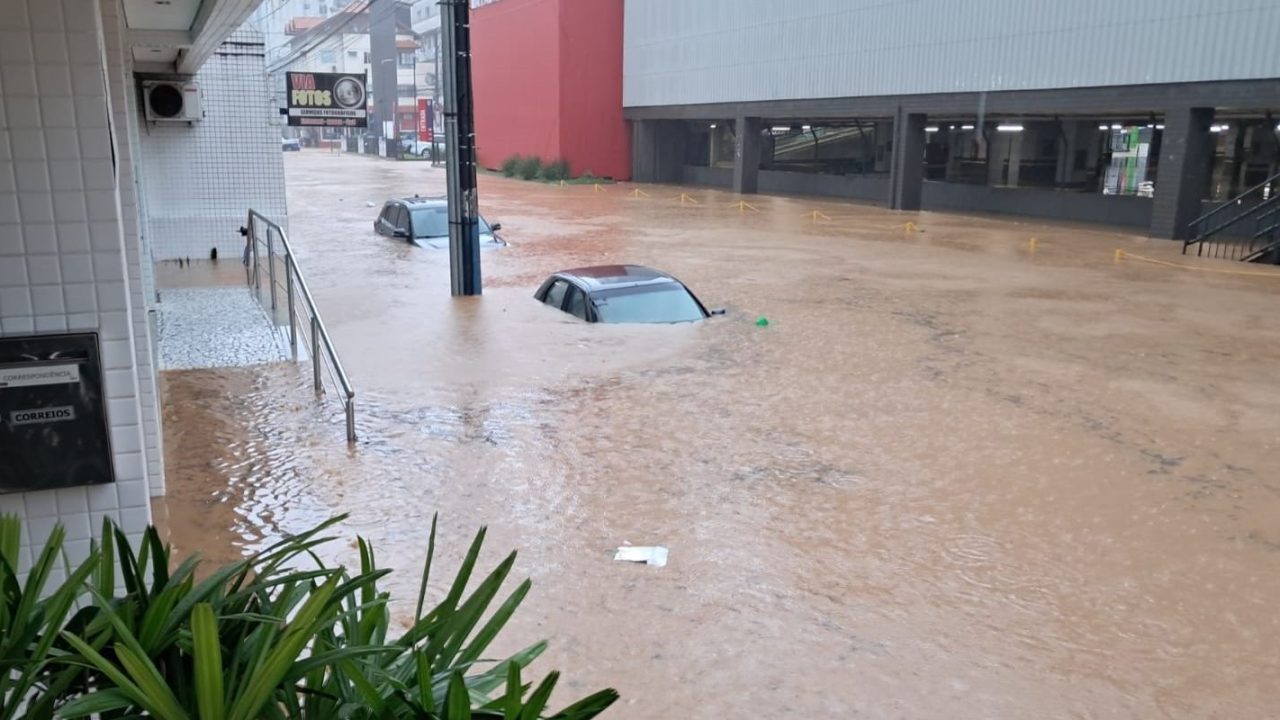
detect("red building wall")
(557, 0), (629, 179)
(472, 0), (629, 179)
(472, 0), (562, 169)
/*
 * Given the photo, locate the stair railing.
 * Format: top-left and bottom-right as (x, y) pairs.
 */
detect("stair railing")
(245, 210), (357, 442)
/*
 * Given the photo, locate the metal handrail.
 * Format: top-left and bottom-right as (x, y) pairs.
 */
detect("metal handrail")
(1184, 171), (1280, 256)
(245, 210), (357, 442)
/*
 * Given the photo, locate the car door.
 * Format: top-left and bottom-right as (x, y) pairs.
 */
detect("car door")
(395, 206), (413, 239)
(542, 279), (570, 311)
(564, 285), (591, 321)
(392, 205), (411, 239)
(375, 204), (394, 235)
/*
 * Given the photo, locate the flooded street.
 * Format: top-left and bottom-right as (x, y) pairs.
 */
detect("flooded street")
(156, 152), (1280, 718)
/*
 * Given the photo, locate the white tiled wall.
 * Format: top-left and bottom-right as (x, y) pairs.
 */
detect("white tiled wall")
(139, 27), (288, 261)
(101, 0), (164, 496)
(0, 0), (151, 575)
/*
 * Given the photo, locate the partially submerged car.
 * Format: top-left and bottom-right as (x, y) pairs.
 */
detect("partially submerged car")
(373, 196), (506, 249)
(534, 265), (719, 323)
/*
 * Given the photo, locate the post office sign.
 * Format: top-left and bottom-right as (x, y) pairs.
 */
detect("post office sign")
(0, 333), (115, 494)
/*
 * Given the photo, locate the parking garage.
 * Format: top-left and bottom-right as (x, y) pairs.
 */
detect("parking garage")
(625, 1), (1280, 239)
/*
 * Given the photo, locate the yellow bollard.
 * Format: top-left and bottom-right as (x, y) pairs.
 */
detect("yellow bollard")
(559, 179), (566, 187)
(810, 210), (831, 223)
(1114, 248), (1125, 262)
(593, 183), (604, 192)
(631, 188), (650, 198)
(1028, 237), (1038, 251)
(675, 193), (699, 205)
(732, 200), (760, 214)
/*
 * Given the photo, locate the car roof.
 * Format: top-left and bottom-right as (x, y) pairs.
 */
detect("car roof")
(553, 265), (680, 293)
(392, 195), (448, 208)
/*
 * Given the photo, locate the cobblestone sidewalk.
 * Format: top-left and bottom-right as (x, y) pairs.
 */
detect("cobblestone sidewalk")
(155, 288), (288, 370)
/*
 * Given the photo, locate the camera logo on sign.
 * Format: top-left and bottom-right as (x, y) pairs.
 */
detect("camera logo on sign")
(10, 406), (77, 426)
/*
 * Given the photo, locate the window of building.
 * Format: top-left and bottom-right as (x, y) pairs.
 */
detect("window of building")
(398, 51), (415, 68)
(318, 3), (327, 13)
(347, 50), (358, 57)
(319, 49), (336, 64)
(397, 84), (416, 98)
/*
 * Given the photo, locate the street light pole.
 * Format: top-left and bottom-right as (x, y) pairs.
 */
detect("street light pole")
(441, 0), (480, 296)
(432, 20), (441, 166)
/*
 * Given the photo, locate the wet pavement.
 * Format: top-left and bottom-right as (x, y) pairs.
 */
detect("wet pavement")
(154, 151), (1280, 718)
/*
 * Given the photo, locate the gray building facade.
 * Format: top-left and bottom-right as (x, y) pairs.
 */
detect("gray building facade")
(623, 0), (1280, 238)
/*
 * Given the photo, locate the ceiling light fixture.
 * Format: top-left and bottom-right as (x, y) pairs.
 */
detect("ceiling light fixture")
(996, 124), (1024, 132)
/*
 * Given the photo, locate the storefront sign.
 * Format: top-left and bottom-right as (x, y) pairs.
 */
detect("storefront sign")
(10, 406), (76, 426)
(0, 363), (80, 388)
(417, 98), (433, 142)
(0, 333), (115, 494)
(286, 72), (368, 128)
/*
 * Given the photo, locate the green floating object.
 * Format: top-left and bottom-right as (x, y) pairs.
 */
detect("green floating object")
(756, 316), (769, 327)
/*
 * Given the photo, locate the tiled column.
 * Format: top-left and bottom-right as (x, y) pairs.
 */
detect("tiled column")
(1150, 106), (1215, 239)
(732, 116), (762, 194)
(0, 0), (152, 575)
(889, 108), (926, 210)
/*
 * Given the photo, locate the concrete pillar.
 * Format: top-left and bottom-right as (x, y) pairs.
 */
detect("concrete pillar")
(732, 117), (763, 194)
(1150, 107), (1215, 239)
(632, 120), (687, 184)
(632, 120), (659, 182)
(889, 109), (926, 210)
(1006, 130), (1024, 187)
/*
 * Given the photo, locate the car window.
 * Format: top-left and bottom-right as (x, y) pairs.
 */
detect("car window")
(544, 280), (569, 309)
(592, 285), (706, 323)
(380, 205), (394, 226)
(565, 286), (587, 320)
(392, 206), (409, 233)
(409, 207), (492, 239)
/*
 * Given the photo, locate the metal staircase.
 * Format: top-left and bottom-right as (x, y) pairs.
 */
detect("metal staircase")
(1182, 171), (1280, 263)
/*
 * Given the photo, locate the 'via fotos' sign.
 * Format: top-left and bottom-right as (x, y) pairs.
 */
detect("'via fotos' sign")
(286, 72), (368, 128)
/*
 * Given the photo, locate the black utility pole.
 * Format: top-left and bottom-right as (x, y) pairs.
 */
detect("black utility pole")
(370, 0), (397, 139)
(441, 0), (480, 295)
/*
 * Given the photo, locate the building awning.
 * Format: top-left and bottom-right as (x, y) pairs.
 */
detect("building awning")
(124, 0), (267, 74)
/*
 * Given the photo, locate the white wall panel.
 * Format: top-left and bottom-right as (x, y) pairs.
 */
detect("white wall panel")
(0, 0), (152, 577)
(139, 28), (288, 261)
(624, 0), (1280, 107)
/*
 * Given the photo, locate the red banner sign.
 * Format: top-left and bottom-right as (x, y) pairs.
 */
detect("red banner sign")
(417, 98), (433, 142)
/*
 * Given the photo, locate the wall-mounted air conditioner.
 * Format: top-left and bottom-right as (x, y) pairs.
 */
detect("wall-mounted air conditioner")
(142, 81), (202, 122)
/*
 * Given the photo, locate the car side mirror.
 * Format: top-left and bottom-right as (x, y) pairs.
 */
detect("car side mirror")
(709, 308), (727, 316)
(490, 223), (502, 232)
(393, 229), (409, 238)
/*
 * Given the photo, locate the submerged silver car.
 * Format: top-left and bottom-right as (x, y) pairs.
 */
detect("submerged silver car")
(534, 265), (719, 323)
(373, 196), (505, 249)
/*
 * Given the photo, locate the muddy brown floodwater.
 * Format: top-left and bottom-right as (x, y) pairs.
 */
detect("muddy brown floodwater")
(154, 151), (1280, 718)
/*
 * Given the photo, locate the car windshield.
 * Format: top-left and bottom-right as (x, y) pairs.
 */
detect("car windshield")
(592, 284), (706, 323)
(410, 207), (491, 239)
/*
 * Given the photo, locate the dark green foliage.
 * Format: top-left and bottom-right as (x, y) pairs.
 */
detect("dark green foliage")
(517, 156), (543, 181)
(539, 159), (570, 182)
(0, 513), (618, 719)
